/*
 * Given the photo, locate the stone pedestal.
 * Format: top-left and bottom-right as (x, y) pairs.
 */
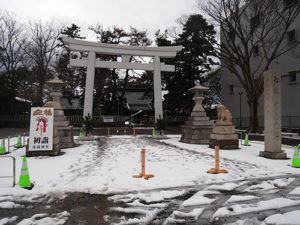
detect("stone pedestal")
(209, 122), (239, 149)
(209, 105), (238, 149)
(180, 111), (213, 144)
(259, 70), (287, 159)
(53, 108), (74, 149)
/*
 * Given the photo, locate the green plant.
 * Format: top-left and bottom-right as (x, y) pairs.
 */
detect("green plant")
(83, 114), (94, 136)
(156, 118), (167, 135)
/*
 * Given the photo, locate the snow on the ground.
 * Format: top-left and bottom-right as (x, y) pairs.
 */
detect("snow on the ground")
(109, 190), (186, 204)
(0, 135), (298, 211)
(225, 218), (261, 225)
(160, 135), (298, 175)
(289, 186), (300, 195)
(0, 201), (23, 208)
(213, 197), (300, 218)
(16, 211), (69, 225)
(244, 178), (295, 193)
(0, 216), (18, 225)
(108, 208), (163, 225)
(180, 190), (219, 207)
(172, 208), (204, 219)
(225, 195), (259, 204)
(263, 210), (300, 225)
(1, 135), (282, 198)
(206, 181), (247, 191)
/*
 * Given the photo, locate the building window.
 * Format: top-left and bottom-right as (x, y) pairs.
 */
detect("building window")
(289, 71), (297, 83)
(253, 45), (259, 56)
(287, 29), (296, 43)
(229, 85), (234, 94)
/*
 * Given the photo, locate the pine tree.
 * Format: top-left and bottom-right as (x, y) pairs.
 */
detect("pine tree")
(157, 14), (218, 115)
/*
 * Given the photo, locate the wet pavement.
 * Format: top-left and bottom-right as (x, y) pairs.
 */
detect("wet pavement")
(1, 174), (300, 224)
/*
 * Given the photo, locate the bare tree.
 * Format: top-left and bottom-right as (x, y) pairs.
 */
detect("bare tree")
(0, 11), (26, 98)
(23, 20), (61, 106)
(200, 0), (300, 132)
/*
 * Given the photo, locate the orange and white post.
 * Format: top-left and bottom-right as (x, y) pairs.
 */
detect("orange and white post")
(207, 146), (228, 174)
(106, 127), (111, 137)
(132, 127), (136, 137)
(133, 149), (154, 180)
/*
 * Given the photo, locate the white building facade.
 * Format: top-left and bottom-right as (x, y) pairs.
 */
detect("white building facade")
(220, 1), (300, 130)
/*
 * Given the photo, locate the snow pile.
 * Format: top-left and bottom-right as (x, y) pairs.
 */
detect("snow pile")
(0, 201), (23, 208)
(0, 216), (18, 225)
(109, 190), (186, 204)
(213, 198), (300, 218)
(206, 181), (247, 191)
(173, 208), (204, 219)
(244, 178), (295, 193)
(264, 210), (300, 225)
(108, 208), (163, 225)
(288, 186), (300, 195)
(180, 190), (219, 207)
(17, 211), (69, 225)
(225, 195), (259, 204)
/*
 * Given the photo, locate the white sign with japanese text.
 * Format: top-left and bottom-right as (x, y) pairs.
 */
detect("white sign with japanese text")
(103, 116), (114, 122)
(29, 107), (54, 151)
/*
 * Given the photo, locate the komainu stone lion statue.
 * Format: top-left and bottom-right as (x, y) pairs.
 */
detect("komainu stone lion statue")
(217, 105), (232, 123)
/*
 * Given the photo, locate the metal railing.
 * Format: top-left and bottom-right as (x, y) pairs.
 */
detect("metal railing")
(0, 156), (16, 187)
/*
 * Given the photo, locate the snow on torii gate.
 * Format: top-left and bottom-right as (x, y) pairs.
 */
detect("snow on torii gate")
(62, 37), (182, 121)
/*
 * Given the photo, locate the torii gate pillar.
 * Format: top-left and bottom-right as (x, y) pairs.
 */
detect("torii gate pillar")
(153, 56), (163, 120)
(84, 51), (96, 118)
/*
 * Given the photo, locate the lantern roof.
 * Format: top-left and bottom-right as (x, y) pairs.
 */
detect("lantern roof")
(46, 74), (65, 86)
(188, 81), (209, 92)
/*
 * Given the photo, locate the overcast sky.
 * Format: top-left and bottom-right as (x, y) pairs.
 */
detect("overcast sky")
(0, 0), (199, 42)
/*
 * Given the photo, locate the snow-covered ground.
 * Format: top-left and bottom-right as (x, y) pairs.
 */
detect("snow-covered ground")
(0, 135), (300, 224)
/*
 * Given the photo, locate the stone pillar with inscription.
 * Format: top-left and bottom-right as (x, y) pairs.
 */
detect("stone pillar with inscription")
(259, 70), (287, 159)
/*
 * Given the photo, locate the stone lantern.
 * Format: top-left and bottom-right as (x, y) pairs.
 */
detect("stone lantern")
(180, 82), (213, 144)
(45, 75), (74, 150)
(46, 74), (65, 110)
(188, 82), (209, 113)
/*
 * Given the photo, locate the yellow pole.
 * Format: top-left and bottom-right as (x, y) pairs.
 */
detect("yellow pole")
(133, 128), (136, 137)
(215, 146), (219, 171)
(141, 149), (145, 176)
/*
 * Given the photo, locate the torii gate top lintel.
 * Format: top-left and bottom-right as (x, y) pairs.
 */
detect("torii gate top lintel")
(62, 37), (182, 58)
(62, 37), (181, 121)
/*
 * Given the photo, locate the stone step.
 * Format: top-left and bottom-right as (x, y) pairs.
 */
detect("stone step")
(185, 121), (213, 126)
(188, 116), (210, 121)
(54, 116), (67, 121)
(191, 111), (207, 117)
(54, 120), (70, 127)
(54, 109), (65, 116)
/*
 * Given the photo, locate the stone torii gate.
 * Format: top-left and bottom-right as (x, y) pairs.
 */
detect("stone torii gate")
(62, 37), (182, 121)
